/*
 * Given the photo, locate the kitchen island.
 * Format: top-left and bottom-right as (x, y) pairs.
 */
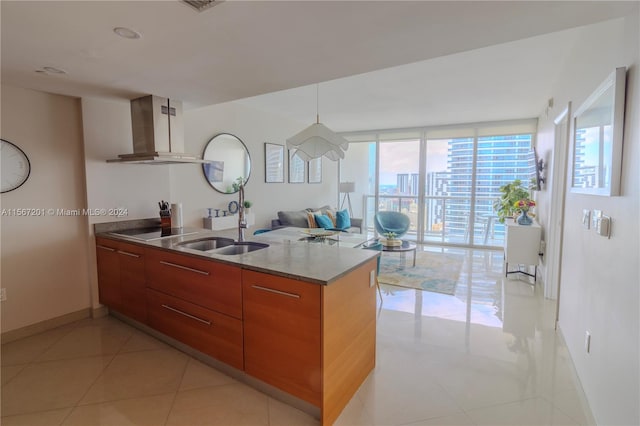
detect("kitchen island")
(94, 220), (379, 426)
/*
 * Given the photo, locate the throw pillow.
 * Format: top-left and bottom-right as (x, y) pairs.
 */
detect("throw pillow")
(326, 210), (338, 227)
(335, 209), (351, 230)
(306, 210), (322, 228)
(314, 214), (334, 229)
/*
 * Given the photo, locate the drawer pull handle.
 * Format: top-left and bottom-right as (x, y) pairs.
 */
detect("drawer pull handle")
(251, 285), (300, 299)
(161, 304), (212, 325)
(97, 245), (116, 252)
(159, 261), (209, 276)
(117, 250), (140, 258)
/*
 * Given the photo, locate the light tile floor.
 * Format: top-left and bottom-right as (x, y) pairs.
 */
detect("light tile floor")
(1, 248), (592, 425)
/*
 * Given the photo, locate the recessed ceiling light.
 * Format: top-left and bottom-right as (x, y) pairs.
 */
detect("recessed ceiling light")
(113, 27), (141, 39)
(42, 66), (67, 75)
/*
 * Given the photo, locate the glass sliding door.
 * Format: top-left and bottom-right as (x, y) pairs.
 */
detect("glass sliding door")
(423, 133), (534, 246)
(341, 119), (537, 247)
(377, 134), (420, 240)
(423, 137), (475, 245)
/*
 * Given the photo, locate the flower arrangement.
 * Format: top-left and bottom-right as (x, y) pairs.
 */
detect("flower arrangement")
(514, 199), (536, 212)
(493, 179), (531, 223)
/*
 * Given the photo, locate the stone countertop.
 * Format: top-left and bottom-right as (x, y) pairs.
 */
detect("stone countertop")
(96, 225), (379, 285)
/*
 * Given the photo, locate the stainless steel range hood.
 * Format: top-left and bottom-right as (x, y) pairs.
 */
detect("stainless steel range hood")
(108, 95), (207, 164)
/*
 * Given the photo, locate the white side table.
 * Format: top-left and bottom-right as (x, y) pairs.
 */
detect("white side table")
(504, 220), (541, 282)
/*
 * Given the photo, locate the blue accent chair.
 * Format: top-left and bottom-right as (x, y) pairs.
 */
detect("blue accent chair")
(374, 211), (410, 239)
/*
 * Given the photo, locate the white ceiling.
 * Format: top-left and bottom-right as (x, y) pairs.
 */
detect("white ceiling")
(1, 1), (637, 132)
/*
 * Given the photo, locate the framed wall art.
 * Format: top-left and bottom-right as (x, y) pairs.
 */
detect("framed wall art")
(264, 143), (284, 183)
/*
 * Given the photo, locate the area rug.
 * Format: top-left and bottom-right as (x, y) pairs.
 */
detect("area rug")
(377, 250), (464, 295)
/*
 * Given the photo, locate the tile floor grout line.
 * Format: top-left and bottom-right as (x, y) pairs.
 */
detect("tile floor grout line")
(162, 352), (193, 425)
(1, 321), (79, 368)
(538, 391), (590, 425)
(64, 351), (119, 418)
(0, 363), (28, 387)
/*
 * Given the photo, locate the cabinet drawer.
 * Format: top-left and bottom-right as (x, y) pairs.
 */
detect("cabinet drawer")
(242, 270), (321, 406)
(147, 288), (243, 369)
(145, 248), (242, 319)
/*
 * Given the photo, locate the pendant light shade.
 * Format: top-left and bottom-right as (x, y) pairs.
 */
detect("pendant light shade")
(286, 85), (348, 161)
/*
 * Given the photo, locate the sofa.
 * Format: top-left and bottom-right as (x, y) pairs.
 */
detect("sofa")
(271, 205), (363, 233)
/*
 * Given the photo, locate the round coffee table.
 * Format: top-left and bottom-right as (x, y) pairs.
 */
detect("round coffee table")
(381, 240), (416, 268)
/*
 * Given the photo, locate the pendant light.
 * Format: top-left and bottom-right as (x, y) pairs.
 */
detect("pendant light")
(286, 84), (348, 161)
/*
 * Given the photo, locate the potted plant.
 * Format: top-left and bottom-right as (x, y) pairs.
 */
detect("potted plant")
(381, 231), (401, 247)
(243, 200), (253, 215)
(493, 179), (531, 223)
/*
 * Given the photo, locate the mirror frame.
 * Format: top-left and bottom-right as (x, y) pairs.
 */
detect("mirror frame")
(570, 67), (626, 196)
(202, 133), (251, 194)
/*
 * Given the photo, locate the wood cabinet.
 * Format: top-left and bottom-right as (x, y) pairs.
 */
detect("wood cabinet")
(117, 241), (146, 322)
(96, 237), (378, 426)
(243, 270), (322, 406)
(96, 238), (147, 323)
(144, 247), (243, 367)
(243, 258), (378, 426)
(147, 288), (243, 369)
(96, 238), (120, 307)
(145, 248), (242, 319)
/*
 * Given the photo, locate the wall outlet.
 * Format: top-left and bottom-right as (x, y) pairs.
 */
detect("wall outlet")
(585, 331), (591, 353)
(370, 270), (376, 288)
(0, 288), (6, 302)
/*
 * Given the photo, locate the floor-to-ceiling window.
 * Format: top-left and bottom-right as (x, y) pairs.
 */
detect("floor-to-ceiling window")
(377, 132), (421, 237)
(340, 119), (537, 248)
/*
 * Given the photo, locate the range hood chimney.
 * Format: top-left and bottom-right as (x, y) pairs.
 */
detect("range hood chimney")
(108, 95), (207, 164)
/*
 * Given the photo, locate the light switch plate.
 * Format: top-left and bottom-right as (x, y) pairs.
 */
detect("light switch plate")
(592, 209), (602, 229)
(582, 209), (591, 229)
(596, 215), (611, 238)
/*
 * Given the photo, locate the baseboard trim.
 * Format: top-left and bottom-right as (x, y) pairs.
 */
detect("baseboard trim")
(92, 305), (109, 319)
(1, 308), (91, 344)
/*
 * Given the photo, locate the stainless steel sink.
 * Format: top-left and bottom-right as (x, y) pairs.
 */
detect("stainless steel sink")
(177, 237), (235, 251)
(214, 242), (270, 255)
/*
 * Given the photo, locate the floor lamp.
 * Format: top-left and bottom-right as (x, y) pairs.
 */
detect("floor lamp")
(339, 182), (355, 216)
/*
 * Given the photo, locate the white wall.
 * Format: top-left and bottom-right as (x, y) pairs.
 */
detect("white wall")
(174, 102), (338, 230)
(535, 13), (639, 425)
(0, 86), (91, 332)
(81, 97), (172, 309)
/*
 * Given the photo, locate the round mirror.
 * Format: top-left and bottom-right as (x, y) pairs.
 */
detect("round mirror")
(202, 133), (251, 194)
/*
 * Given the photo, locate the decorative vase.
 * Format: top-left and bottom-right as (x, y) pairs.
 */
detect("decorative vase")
(517, 209), (533, 225)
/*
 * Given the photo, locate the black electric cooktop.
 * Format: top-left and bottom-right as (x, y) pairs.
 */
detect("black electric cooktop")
(111, 227), (197, 241)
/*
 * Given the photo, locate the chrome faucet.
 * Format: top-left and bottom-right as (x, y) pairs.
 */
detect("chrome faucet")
(238, 181), (247, 242)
